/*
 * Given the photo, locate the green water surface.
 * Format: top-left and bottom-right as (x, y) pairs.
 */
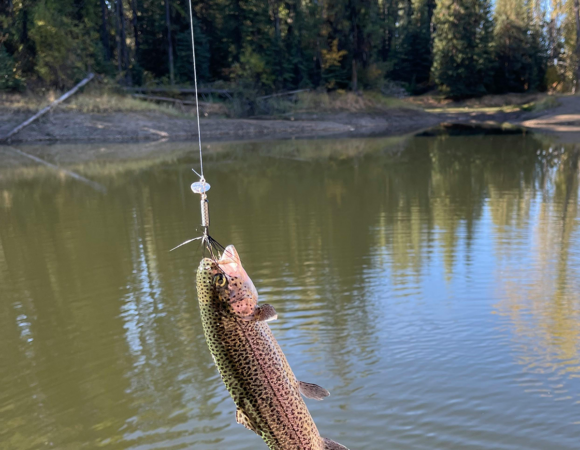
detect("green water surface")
(1, 134), (580, 450)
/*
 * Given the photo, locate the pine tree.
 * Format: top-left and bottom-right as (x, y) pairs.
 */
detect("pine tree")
(282, 0), (309, 88)
(136, 0), (169, 79)
(392, 0), (435, 92)
(0, 0), (555, 92)
(0, 44), (22, 91)
(175, 19), (210, 84)
(492, 0), (546, 92)
(431, 0), (494, 98)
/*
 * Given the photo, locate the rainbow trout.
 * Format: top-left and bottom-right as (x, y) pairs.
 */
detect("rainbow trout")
(196, 245), (349, 450)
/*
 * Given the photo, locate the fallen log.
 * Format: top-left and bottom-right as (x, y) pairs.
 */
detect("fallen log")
(1, 73), (95, 143)
(131, 93), (197, 105)
(125, 86), (233, 99)
(257, 89), (310, 100)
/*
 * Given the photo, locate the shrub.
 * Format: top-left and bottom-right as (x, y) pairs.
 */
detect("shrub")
(0, 44), (23, 91)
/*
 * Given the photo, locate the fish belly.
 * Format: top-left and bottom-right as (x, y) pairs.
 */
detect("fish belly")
(200, 305), (323, 450)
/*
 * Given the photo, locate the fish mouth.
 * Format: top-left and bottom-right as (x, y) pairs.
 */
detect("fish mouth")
(218, 245), (240, 265)
(199, 244), (238, 276)
(198, 244), (259, 315)
(216, 245), (243, 279)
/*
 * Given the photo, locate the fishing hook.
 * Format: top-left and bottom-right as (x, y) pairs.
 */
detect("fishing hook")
(170, 174), (214, 254)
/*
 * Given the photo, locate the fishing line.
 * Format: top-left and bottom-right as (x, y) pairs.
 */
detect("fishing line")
(171, 0), (218, 255)
(187, 0), (204, 180)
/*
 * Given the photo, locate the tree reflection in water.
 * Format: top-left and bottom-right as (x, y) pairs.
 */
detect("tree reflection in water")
(1, 134), (579, 449)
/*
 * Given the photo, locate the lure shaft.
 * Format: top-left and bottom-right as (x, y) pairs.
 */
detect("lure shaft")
(201, 194), (210, 229)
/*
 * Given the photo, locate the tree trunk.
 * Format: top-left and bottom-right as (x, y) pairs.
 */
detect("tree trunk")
(272, 0), (283, 88)
(315, 38), (323, 87)
(131, 0), (139, 58)
(575, 0), (580, 93)
(352, 59), (358, 92)
(120, 0), (131, 84)
(2, 74), (95, 142)
(350, 0), (358, 92)
(1, 0), (13, 16)
(273, 0), (281, 41)
(381, 0), (388, 62)
(115, 0), (122, 75)
(100, 0), (111, 61)
(231, 0), (243, 57)
(286, 0), (302, 86)
(116, 0), (131, 85)
(165, 0), (175, 85)
(19, 9), (36, 74)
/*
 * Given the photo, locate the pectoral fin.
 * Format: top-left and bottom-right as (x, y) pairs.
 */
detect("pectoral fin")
(241, 303), (278, 322)
(236, 408), (259, 435)
(299, 381), (330, 400)
(323, 437), (349, 450)
(243, 304), (277, 322)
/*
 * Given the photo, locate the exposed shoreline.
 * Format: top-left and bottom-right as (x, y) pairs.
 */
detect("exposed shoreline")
(0, 107), (444, 144)
(1, 94), (578, 148)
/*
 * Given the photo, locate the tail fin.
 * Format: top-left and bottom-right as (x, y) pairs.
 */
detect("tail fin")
(323, 437), (350, 450)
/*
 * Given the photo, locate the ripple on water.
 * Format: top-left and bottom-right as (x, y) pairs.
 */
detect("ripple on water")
(2, 136), (580, 449)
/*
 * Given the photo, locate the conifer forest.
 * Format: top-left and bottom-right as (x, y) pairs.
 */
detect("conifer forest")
(1, 0), (580, 99)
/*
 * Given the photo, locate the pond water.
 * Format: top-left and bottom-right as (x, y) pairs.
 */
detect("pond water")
(1, 134), (580, 450)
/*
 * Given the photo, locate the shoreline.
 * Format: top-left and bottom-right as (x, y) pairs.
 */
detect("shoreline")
(0, 107), (444, 145)
(1, 94), (578, 148)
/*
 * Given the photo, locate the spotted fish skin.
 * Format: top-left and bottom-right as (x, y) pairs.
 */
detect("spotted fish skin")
(196, 246), (348, 450)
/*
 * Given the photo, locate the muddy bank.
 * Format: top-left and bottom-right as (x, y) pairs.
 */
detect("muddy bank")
(0, 107), (442, 144)
(518, 96), (580, 143)
(429, 94), (580, 143)
(3, 94), (578, 146)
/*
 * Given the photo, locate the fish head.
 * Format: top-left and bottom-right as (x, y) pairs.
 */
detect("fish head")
(197, 245), (259, 318)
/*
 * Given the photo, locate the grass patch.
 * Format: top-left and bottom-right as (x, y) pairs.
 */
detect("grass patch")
(65, 92), (184, 115)
(2, 85), (416, 118)
(291, 90), (416, 113)
(0, 92), (48, 111)
(415, 93), (559, 114)
(519, 95), (559, 112)
(223, 89), (417, 117)
(0, 89), (191, 117)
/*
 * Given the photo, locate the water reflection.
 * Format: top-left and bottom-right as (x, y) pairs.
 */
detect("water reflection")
(493, 146), (580, 402)
(1, 134), (580, 449)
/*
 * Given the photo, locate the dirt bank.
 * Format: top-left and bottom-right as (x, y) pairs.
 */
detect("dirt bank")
(518, 96), (580, 143)
(2, 93), (578, 146)
(420, 94), (580, 143)
(0, 106), (442, 144)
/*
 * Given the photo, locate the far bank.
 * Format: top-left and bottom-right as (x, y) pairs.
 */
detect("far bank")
(0, 90), (569, 144)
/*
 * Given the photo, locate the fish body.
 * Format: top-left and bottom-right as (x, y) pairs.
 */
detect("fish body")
(196, 245), (348, 450)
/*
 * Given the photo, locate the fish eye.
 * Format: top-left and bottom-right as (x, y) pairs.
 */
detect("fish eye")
(213, 273), (227, 287)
